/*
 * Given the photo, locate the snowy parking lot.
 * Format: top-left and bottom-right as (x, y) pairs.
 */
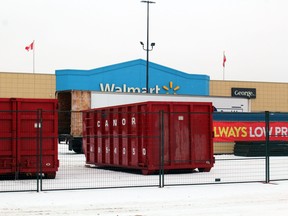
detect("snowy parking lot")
(1, 143), (288, 215)
(1, 179), (288, 216)
(1, 143), (288, 191)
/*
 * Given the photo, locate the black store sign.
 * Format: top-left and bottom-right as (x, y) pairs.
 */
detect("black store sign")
(231, 88), (256, 99)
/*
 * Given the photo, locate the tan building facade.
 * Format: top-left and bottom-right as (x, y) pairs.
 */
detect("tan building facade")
(1, 72), (288, 112)
(210, 80), (288, 112)
(210, 80), (288, 153)
(0, 72), (55, 99)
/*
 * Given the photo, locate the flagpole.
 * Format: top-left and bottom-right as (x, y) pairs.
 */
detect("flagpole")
(222, 51), (226, 80)
(33, 40), (35, 73)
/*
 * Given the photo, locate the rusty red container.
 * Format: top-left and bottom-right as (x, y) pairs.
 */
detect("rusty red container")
(83, 101), (214, 174)
(0, 98), (59, 179)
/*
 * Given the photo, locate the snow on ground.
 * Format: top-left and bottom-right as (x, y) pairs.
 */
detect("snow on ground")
(0, 181), (288, 216)
(1, 143), (288, 215)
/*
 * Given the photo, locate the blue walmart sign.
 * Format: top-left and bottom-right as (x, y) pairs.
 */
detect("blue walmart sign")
(55, 59), (210, 96)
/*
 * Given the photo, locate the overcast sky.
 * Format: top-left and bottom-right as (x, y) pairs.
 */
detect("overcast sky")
(1, 0), (287, 82)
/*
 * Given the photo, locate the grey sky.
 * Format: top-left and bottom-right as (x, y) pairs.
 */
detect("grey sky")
(0, 0), (287, 82)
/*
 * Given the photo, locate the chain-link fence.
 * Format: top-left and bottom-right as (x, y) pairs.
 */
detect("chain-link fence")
(1, 110), (288, 193)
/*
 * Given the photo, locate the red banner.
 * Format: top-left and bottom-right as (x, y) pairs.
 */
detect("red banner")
(213, 122), (288, 142)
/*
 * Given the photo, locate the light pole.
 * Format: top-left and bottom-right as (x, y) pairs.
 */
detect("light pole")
(140, 1), (155, 94)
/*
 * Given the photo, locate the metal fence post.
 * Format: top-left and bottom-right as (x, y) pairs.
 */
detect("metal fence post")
(36, 109), (40, 192)
(39, 109), (43, 191)
(36, 109), (43, 192)
(159, 110), (165, 188)
(265, 111), (270, 183)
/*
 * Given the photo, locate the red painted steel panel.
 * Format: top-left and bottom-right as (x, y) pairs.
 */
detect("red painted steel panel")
(0, 98), (59, 178)
(112, 108), (120, 165)
(82, 111), (95, 164)
(120, 106), (129, 166)
(0, 99), (17, 174)
(96, 111), (104, 164)
(83, 101), (214, 174)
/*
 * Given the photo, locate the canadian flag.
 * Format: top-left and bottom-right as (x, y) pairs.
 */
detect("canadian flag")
(223, 52), (226, 67)
(25, 41), (34, 51)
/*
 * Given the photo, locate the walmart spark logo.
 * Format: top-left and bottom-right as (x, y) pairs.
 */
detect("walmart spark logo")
(162, 81), (180, 94)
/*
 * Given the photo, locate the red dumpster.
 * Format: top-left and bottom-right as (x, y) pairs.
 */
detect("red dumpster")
(0, 98), (59, 179)
(83, 101), (214, 174)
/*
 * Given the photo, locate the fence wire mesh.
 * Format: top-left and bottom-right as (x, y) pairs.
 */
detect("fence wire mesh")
(1, 110), (288, 193)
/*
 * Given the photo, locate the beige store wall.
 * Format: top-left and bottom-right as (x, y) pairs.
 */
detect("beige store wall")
(0, 72), (55, 99)
(1, 72), (288, 112)
(210, 80), (288, 112)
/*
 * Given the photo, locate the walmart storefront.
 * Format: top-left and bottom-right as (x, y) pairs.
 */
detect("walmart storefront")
(56, 59), (210, 96)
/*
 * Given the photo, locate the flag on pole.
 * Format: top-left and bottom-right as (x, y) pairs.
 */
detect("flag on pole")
(223, 52), (227, 67)
(25, 41), (34, 51)
(25, 40), (35, 73)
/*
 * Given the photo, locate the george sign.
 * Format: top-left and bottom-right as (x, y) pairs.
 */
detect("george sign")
(231, 88), (256, 99)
